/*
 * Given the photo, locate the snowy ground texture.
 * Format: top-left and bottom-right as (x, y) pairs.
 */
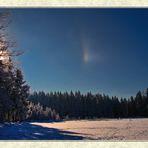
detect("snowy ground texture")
(0, 118), (148, 140)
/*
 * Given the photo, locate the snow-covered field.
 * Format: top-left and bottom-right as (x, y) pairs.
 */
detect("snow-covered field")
(1, 118), (148, 140)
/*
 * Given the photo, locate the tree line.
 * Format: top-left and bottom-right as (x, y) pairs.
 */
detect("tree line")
(29, 89), (148, 119)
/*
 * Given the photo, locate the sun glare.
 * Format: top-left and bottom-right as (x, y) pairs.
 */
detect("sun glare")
(0, 50), (9, 63)
(0, 56), (5, 61)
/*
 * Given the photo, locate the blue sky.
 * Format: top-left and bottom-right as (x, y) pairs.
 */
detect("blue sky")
(6, 8), (148, 98)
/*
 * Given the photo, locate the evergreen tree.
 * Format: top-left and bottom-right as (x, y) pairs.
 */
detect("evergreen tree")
(135, 91), (143, 116)
(11, 69), (30, 121)
(0, 12), (30, 122)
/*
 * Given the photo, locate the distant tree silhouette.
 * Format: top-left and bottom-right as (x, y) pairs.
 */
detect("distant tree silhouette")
(29, 88), (148, 120)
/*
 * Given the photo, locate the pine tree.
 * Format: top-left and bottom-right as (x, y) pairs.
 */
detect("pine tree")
(0, 59), (14, 122)
(135, 91), (143, 116)
(0, 12), (30, 122)
(10, 69), (30, 121)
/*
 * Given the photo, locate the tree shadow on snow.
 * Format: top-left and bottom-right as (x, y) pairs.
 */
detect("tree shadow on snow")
(0, 122), (84, 140)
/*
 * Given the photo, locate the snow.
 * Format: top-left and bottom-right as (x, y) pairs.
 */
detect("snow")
(0, 121), (83, 140)
(1, 118), (148, 140)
